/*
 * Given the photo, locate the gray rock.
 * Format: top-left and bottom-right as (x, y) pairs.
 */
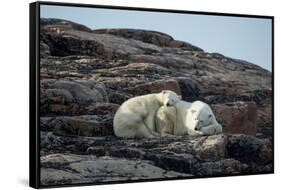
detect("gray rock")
(41, 18), (93, 33)
(41, 115), (114, 137)
(226, 134), (272, 164)
(177, 77), (202, 101)
(40, 154), (191, 186)
(93, 28), (203, 51)
(40, 79), (109, 116)
(40, 41), (50, 57)
(52, 80), (108, 104)
(195, 134), (227, 162)
(40, 133), (272, 178)
(43, 34), (106, 57)
(196, 159), (248, 176)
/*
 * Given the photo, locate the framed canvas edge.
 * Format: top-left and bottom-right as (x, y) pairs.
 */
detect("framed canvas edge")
(30, 1), (40, 189)
(29, 1), (275, 189)
(38, 0), (274, 19)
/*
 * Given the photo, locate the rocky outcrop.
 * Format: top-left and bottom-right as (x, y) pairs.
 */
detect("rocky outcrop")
(39, 18), (273, 185)
(40, 154), (191, 186)
(93, 28), (203, 51)
(41, 18), (93, 33)
(41, 115), (114, 137)
(40, 79), (109, 116)
(212, 101), (257, 135)
(40, 133), (272, 185)
(41, 33), (106, 57)
(126, 79), (182, 95)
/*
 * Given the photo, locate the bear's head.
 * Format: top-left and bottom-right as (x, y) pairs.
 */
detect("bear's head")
(190, 109), (213, 131)
(161, 90), (181, 107)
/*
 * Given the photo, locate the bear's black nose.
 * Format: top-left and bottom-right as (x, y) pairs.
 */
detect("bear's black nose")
(195, 127), (199, 131)
(166, 103), (171, 106)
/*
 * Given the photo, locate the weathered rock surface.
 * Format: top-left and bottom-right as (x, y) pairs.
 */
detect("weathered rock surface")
(227, 134), (272, 164)
(41, 115), (114, 137)
(126, 79), (182, 95)
(212, 101), (257, 135)
(41, 18), (93, 33)
(40, 79), (109, 116)
(93, 28), (203, 51)
(39, 18), (273, 185)
(40, 133), (272, 185)
(41, 154), (191, 186)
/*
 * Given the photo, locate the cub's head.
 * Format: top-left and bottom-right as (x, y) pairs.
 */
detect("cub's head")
(190, 109), (213, 131)
(161, 90), (181, 107)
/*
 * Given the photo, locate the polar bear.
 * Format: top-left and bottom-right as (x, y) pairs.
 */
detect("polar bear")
(113, 90), (181, 138)
(186, 101), (222, 136)
(155, 100), (222, 136)
(156, 101), (191, 137)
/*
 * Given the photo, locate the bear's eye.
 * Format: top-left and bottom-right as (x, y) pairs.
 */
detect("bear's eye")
(200, 120), (203, 123)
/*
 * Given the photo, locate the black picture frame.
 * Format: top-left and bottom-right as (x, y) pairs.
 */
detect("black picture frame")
(30, 1), (274, 189)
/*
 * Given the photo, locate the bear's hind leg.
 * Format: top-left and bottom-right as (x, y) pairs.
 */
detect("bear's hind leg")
(114, 116), (159, 138)
(135, 122), (159, 138)
(145, 113), (161, 137)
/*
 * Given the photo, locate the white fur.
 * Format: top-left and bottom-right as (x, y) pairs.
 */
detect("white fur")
(156, 101), (191, 137)
(156, 100), (222, 136)
(113, 90), (181, 138)
(186, 101), (222, 136)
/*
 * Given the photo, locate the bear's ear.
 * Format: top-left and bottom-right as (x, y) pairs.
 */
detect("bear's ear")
(178, 95), (182, 99)
(162, 90), (167, 94)
(191, 109), (196, 114)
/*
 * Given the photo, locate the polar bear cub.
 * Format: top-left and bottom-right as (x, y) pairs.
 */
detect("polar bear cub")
(156, 101), (191, 137)
(156, 100), (222, 136)
(113, 90), (181, 138)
